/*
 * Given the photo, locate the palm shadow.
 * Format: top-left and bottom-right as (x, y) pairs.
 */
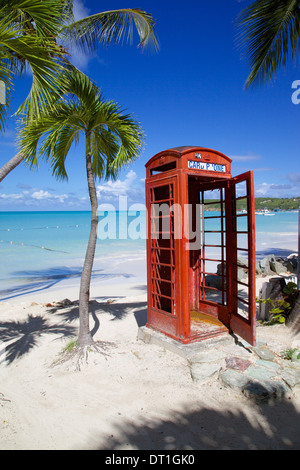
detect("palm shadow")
(51, 300), (148, 329)
(0, 297), (146, 365)
(256, 248), (296, 260)
(97, 399), (300, 450)
(0, 314), (77, 364)
(0, 266), (133, 301)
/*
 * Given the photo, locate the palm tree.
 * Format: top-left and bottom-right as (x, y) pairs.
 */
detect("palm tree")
(237, 0), (300, 88)
(19, 70), (144, 348)
(0, 0), (158, 182)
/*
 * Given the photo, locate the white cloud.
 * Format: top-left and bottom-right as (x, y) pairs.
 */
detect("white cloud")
(0, 193), (24, 200)
(255, 183), (272, 196)
(72, 0), (90, 21)
(31, 190), (52, 199)
(255, 182), (299, 198)
(97, 170), (144, 203)
(0, 188), (72, 208)
(31, 190), (69, 203)
(67, 0), (99, 70)
(69, 48), (94, 70)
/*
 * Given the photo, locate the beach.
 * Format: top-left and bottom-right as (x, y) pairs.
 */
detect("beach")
(1, 256), (300, 450)
(1, 211), (300, 450)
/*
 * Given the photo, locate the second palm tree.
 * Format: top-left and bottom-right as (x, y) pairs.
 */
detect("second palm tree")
(20, 70), (144, 347)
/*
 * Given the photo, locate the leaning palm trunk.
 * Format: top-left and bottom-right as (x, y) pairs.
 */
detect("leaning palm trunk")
(78, 134), (98, 346)
(0, 151), (24, 182)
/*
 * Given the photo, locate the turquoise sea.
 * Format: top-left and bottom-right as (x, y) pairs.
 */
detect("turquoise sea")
(0, 210), (298, 301)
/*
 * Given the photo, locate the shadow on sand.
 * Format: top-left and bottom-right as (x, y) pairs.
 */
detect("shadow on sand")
(0, 266), (133, 301)
(0, 298), (147, 365)
(256, 247), (296, 260)
(1, 297), (300, 449)
(50, 299), (148, 328)
(0, 314), (77, 364)
(96, 398), (300, 450)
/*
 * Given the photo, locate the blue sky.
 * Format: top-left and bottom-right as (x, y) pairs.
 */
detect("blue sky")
(0, 0), (300, 211)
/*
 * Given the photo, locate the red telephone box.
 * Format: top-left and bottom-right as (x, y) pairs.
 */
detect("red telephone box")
(145, 146), (256, 346)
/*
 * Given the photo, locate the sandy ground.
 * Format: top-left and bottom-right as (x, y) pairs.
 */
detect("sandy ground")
(0, 261), (300, 450)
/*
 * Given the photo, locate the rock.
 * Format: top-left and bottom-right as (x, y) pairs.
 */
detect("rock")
(256, 359), (281, 371)
(256, 261), (262, 275)
(259, 255), (276, 276)
(246, 364), (277, 381)
(188, 350), (225, 364)
(237, 257), (248, 281)
(59, 298), (72, 305)
(190, 362), (221, 383)
(283, 253), (298, 273)
(204, 275), (223, 290)
(220, 366), (292, 402)
(52, 298), (73, 307)
(257, 254), (287, 275)
(217, 263), (225, 276)
(189, 350), (226, 383)
(270, 259), (287, 274)
(238, 256), (248, 268)
(238, 267), (247, 281)
(253, 346), (276, 361)
(242, 380), (291, 403)
(225, 356), (252, 372)
(216, 257), (248, 281)
(280, 365), (300, 388)
(220, 369), (250, 391)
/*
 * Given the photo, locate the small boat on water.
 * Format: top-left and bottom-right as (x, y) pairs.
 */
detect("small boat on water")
(255, 209), (275, 216)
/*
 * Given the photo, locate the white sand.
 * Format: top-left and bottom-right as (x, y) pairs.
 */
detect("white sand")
(1, 256), (300, 450)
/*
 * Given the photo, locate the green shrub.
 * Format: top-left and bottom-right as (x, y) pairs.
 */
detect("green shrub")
(258, 282), (298, 325)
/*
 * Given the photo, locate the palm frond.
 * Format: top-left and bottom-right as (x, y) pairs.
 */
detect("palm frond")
(62, 66), (101, 109)
(19, 71), (144, 182)
(0, 1), (69, 125)
(61, 8), (159, 53)
(236, 0), (300, 87)
(1, 0), (69, 37)
(0, 59), (13, 131)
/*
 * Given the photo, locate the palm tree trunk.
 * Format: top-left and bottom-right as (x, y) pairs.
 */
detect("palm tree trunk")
(78, 133), (98, 346)
(0, 151), (24, 182)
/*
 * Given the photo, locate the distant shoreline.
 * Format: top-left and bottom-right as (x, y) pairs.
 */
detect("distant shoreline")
(0, 208), (299, 214)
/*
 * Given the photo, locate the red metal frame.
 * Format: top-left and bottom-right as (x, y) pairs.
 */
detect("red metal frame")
(227, 171), (256, 346)
(145, 147), (256, 346)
